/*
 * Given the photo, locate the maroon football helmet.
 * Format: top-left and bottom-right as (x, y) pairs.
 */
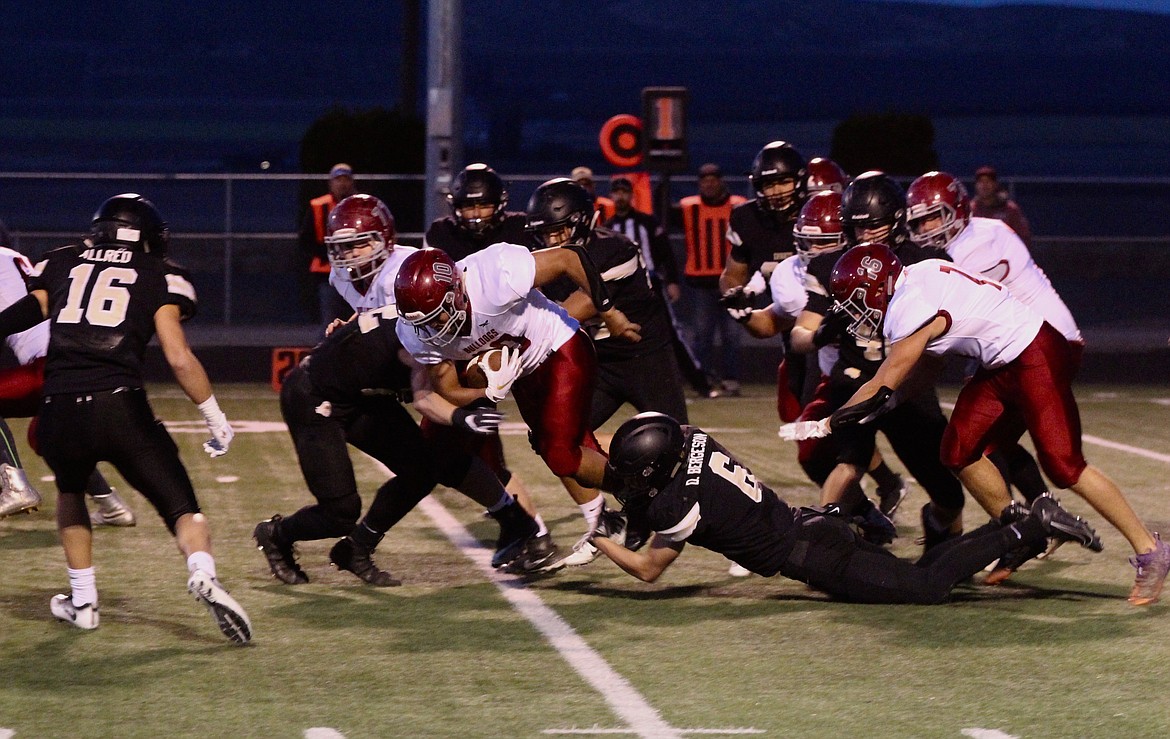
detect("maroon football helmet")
(905, 171), (970, 250)
(793, 191), (846, 263)
(829, 242), (904, 340)
(326, 194), (396, 292)
(805, 157), (849, 194)
(393, 248), (469, 346)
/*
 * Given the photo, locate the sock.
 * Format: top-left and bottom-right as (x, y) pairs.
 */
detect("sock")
(486, 491), (514, 514)
(534, 514), (548, 537)
(349, 521), (384, 551)
(68, 566), (97, 608)
(186, 551), (217, 579)
(579, 494), (604, 532)
(868, 462), (902, 491)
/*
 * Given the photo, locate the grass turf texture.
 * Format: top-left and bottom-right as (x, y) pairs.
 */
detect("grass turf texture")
(1, 383), (1169, 737)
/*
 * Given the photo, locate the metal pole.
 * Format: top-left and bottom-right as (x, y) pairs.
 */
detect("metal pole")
(223, 178), (233, 325)
(424, 0), (462, 228)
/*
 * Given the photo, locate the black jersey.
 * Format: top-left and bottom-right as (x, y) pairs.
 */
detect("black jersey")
(304, 307), (412, 406)
(804, 242), (945, 386)
(642, 427), (800, 576)
(541, 228), (673, 360)
(31, 243), (197, 395)
(727, 199), (797, 281)
(423, 212), (535, 262)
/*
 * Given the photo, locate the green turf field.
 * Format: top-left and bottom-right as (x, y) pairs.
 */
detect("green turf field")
(2, 383), (1169, 738)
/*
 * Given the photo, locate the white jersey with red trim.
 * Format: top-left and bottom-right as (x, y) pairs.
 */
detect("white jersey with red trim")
(945, 217), (1080, 341)
(0, 246), (49, 364)
(329, 245), (419, 314)
(885, 259), (1043, 369)
(397, 242), (579, 376)
(769, 255), (837, 376)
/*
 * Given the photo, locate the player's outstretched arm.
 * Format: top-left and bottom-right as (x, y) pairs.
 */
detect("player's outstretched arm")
(0, 291), (48, 339)
(406, 355), (504, 435)
(531, 246), (641, 342)
(593, 534), (684, 583)
(155, 303), (233, 457)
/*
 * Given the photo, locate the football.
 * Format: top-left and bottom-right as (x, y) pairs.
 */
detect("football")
(462, 348), (504, 389)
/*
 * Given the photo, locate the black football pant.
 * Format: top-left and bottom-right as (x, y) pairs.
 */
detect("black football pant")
(589, 346), (689, 428)
(780, 511), (1046, 604)
(277, 366), (471, 544)
(37, 387), (198, 533)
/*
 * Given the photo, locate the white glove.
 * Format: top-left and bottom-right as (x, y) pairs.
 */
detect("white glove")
(197, 395), (235, 458)
(482, 346), (524, 403)
(778, 418), (832, 441)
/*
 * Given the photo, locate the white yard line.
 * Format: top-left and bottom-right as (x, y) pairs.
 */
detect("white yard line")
(415, 495), (684, 739)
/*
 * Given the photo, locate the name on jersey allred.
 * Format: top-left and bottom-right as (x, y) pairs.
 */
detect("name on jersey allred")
(685, 433), (708, 486)
(80, 247), (133, 263)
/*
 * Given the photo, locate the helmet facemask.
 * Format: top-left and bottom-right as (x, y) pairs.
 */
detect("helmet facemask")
(907, 202), (964, 250)
(401, 287), (469, 347)
(325, 230), (389, 293)
(529, 208), (597, 249)
(756, 176), (801, 215)
(794, 229), (846, 264)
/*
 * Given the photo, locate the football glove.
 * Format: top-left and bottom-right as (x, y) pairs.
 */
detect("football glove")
(482, 346), (525, 403)
(719, 285), (756, 324)
(452, 406), (505, 435)
(813, 303), (852, 348)
(197, 396), (234, 458)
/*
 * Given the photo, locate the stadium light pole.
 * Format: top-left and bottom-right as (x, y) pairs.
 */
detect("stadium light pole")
(424, 0), (463, 229)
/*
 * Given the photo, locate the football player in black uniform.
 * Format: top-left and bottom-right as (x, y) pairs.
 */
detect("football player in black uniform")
(789, 172), (965, 550)
(253, 306), (543, 586)
(528, 178), (686, 428)
(420, 163), (557, 565)
(0, 194), (250, 643)
(592, 413), (1100, 604)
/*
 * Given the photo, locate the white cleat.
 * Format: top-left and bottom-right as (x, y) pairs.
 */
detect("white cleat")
(187, 570), (252, 645)
(89, 490), (136, 527)
(728, 562), (752, 577)
(50, 594), (99, 630)
(0, 463), (42, 518)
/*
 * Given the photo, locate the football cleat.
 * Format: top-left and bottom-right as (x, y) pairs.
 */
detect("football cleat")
(501, 532), (561, 574)
(1129, 533), (1170, 606)
(918, 502), (960, 552)
(50, 594), (99, 630)
(488, 500), (539, 568)
(1029, 493), (1103, 552)
(187, 570), (252, 645)
(329, 538), (401, 587)
(985, 538), (1048, 586)
(89, 490), (136, 527)
(253, 515), (309, 584)
(853, 498), (896, 546)
(876, 475), (909, 518)
(728, 562), (752, 577)
(0, 463), (42, 518)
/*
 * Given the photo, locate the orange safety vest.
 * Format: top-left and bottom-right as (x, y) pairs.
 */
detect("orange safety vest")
(309, 193), (336, 274)
(594, 195), (616, 224)
(680, 194), (746, 277)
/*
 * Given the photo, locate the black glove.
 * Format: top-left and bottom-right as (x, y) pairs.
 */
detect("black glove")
(452, 406), (504, 435)
(719, 286), (754, 324)
(813, 304), (851, 348)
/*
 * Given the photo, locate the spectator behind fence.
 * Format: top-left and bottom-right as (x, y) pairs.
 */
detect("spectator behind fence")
(677, 163), (747, 397)
(971, 165), (1032, 246)
(298, 163), (358, 328)
(571, 166), (615, 223)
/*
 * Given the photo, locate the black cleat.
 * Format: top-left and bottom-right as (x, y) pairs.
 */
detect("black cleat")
(502, 532), (560, 574)
(253, 515), (309, 585)
(488, 501), (540, 568)
(329, 538), (401, 587)
(1029, 493), (1103, 552)
(919, 502), (960, 553)
(985, 538), (1048, 585)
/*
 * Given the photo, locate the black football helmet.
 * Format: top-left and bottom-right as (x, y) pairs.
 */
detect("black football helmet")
(448, 163), (508, 234)
(525, 178), (596, 249)
(748, 141), (808, 217)
(605, 412), (686, 505)
(840, 171), (908, 249)
(90, 193), (169, 254)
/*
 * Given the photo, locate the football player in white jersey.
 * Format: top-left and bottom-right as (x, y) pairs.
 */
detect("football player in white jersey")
(0, 244), (134, 524)
(782, 243), (1169, 606)
(394, 243), (641, 567)
(906, 171), (1080, 581)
